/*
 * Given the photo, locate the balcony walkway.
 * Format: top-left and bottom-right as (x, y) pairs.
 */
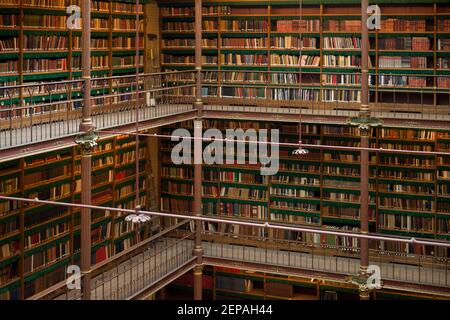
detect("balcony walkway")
(0, 103), (193, 150)
(55, 237), (195, 300)
(50, 237), (449, 300)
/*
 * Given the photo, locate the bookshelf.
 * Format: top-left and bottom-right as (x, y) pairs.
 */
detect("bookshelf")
(0, 134), (157, 299)
(168, 265), (439, 300)
(159, 1), (450, 107)
(0, 0), (148, 117)
(159, 119), (450, 259)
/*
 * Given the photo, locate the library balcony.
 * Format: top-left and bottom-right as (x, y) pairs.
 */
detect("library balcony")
(198, 232), (450, 293)
(201, 70), (450, 126)
(0, 71), (197, 151)
(28, 225), (196, 300)
(1, 70), (450, 152)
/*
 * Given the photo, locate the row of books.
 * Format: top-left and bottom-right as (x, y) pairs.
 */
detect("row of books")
(162, 55), (217, 65)
(23, 240), (70, 273)
(273, 20), (320, 32)
(380, 183), (434, 194)
(323, 37), (361, 49)
(436, 77), (450, 88)
(221, 38), (267, 48)
(27, 182), (71, 202)
(0, 37), (17, 51)
(438, 57), (449, 69)
(23, 15), (65, 28)
(270, 54), (320, 66)
(111, 2), (143, 14)
(437, 19), (450, 32)
(0, 240), (19, 259)
(378, 56), (428, 69)
(220, 53), (268, 65)
(323, 192), (360, 203)
(0, 262), (18, 286)
(162, 181), (193, 195)
(115, 181), (145, 199)
(162, 21), (216, 32)
(161, 197), (192, 213)
(219, 20), (268, 32)
(270, 213), (320, 225)
(324, 20), (360, 32)
(22, 58), (67, 73)
(380, 156), (434, 167)
(437, 219), (450, 234)
(378, 37), (430, 51)
(378, 75), (428, 87)
(220, 203), (268, 219)
(271, 36), (318, 49)
(112, 36), (143, 49)
(270, 187), (319, 198)
(112, 18), (143, 31)
(0, 176), (19, 194)
(380, 198), (434, 212)
(380, 128), (436, 140)
(92, 169), (113, 187)
(220, 171), (268, 184)
(0, 14), (16, 27)
(323, 226), (360, 251)
(271, 201), (319, 212)
(0, 60), (17, 74)
(24, 221), (69, 248)
(162, 38), (217, 48)
(273, 175), (319, 186)
(160, 6), (231, 16)
(379, 214), (433, 232)
(115, 148), (145, 165)
(381, 19), (427, 32)
(438, 39), (450, 51)
(0, 199), (19, 216)
(24, 164), (70, 185)
(22, 0), (66, 8)
(162, 166), (193, 179)
(323, 55), (362, 68)
(323, 74), (360, 85)
(220, 187), (267, 200)
(322, 89), (360, 102)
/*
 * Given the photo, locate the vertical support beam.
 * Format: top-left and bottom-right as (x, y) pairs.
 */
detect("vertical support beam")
(78, 0), (95, 300)
(193, 0), (204, 301)
(193, 119), (203, 300)
(80, 0), (92, 133)
(360, 0), (369, 118)
(359, 0), (370, 301)
(134, 0), (141, 228)
(195, 0), (203, 117)
(80, 151), (92, 300)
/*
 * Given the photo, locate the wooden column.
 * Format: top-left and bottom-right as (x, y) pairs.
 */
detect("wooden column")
(193, 0), (204, 301)
(78, 0), (95, 300)
(359, 0), (370, 301)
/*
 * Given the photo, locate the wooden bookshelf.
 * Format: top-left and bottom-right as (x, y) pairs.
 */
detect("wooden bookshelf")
(0, 0), (149, 114)
(168, 265), (444, 300)
(0, 134), (157, 299)
(159, 1), (450, 107)
(159, 119), (450, 261)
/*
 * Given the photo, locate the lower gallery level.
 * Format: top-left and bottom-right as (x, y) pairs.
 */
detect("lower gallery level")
(0, 118), (449, 300)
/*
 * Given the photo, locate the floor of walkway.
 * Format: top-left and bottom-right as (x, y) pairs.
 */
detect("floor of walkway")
(0, 104), (193, 150)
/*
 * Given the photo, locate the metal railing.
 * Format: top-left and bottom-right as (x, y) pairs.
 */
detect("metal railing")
(0, 70), (196, 150)
(0, 69), (449, 149)
(199, 70), (450, 121)
(200, 230), (449, 288)
(49, 234), (195, 300)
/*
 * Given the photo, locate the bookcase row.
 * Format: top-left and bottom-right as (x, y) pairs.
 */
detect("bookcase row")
(0, 134), (158, 299)
(159, 120), (450, 259)
(0, 0), (148, 112)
